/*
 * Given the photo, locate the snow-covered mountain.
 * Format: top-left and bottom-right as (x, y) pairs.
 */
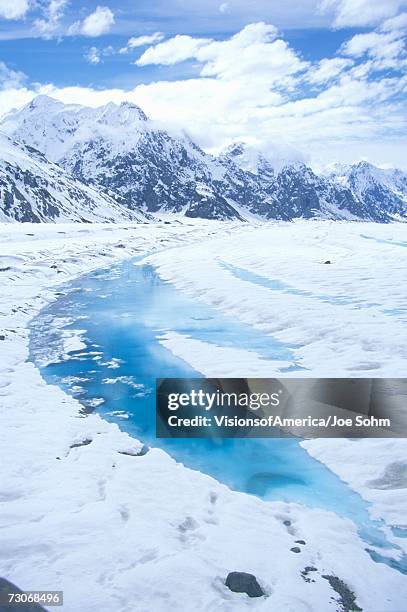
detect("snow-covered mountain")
(1, 96), (242, 221)
(326, 161), (407, 219)
(218, 143), (390, 222)
(2, 95), (406, 223)
(0, 132), (146, 223)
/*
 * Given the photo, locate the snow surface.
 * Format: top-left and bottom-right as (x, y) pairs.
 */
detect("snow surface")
(159, 331), (292, 375)
(1, 220), (407, 611)
(147, 220), (407, 533)
(146, 220), (407, 377)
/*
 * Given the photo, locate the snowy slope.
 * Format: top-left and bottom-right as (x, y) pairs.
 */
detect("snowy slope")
(146, 221), (407, 377)
(0, 132), (147, 223)
(326, 161), (407, 219)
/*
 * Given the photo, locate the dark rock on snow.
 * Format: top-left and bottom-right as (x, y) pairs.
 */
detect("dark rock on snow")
(225, 571), (264, 598)
(322, 574), (362, 612)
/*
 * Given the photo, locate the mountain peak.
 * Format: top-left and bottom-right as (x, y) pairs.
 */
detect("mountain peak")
(223, 141), (247, 158)
(97, 100), (148, 123)
(220, 141), (308, 177)
(353, 160), (376, 172)
(1, 96), (151, 162)
(120, 100), (147, 116)
(8, 96), (148, 125)
(27, 95), (66, 111)
(220, 141), (275, 177)
(1, 95), (67, 124)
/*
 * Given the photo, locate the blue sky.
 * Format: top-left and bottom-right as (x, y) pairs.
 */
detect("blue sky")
(0, 0), (406, 168)
(0, 1), (358, 88)
(0, 28), (356, 89)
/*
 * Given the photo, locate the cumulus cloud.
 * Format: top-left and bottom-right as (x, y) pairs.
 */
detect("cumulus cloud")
(1, 67), (405, 167)
(69, 5), (114, 37)
(340, 10), (407, 75)
(136, 34), (211, 66)
(0, 0), (30, 19)
(341, 31), (405, 61)
(306, 57), (353, 84)
(380, 12), (407, 32)
(319, 0), (407, 27)
(0, 61), (26, 88)
(84, 45), (114, 64)
(34, 0), (68, 38)
(0, 21), (406, 169)
(84, 47), (101, 65)
(136, 22), (307, 86)
(119, 32), (165, 53)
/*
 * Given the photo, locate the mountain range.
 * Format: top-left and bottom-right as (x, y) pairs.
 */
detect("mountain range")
(0, 132), (146, 223)
(1, 95), (406, 223)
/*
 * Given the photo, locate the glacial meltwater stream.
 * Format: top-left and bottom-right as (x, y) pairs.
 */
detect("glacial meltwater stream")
(29, 258), (407, 575)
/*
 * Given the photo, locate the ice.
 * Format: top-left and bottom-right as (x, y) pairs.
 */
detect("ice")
(0, 220), (406, 611)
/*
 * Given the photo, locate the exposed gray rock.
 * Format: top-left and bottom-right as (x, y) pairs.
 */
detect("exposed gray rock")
(322, 574), (362, 612)
(301, 566), (318, 583)
(225, 571), (264, 598)
(69, 438), (92, 449)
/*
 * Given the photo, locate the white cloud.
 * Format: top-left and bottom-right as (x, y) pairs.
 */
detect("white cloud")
(380, 12), (407, 32)
(339, 13), (407, 73)
(69, 5), (114, 37)
(306, 57), (353, 84)
(0, 61), (25, 88)
(341, 31), (405, 61)
(1, 70), (405, 168)
(81, 6), (114, 36)
(136, 23), (306, 86)
(319, 0), (407, 27)
(0, 0), (29, 19)
(198, 23), (302, 81)
(0, 22), (406, 169)
(84, 47), (101, 65)
(120, 32), (165, 53)
(136, 34), (211, 66)
(84, 45), (114, 64)
(34, 0), (68, 38)
(219, 2), (229, 13)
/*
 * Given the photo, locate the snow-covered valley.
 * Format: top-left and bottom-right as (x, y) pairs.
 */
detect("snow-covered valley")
(0, 220), (406, 611)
